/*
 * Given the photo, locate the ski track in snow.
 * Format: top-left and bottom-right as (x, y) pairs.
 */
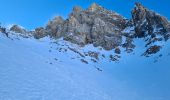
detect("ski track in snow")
(0, 33), (170, 100)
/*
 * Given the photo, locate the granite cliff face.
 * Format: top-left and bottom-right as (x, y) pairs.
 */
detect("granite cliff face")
(1, 2), (170, 56)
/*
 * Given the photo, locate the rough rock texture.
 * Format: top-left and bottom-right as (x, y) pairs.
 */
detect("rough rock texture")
(34, 27), (48, 39)
(10, 25), (27, 34)
(46, 16), (65, 38)
(2, 2), (170, 57)
(142, 45), (162, 57)
(132, 3), (170, 39)
(28, 3), (129, 50)
(130, 2), (170, 56)
(45, 3), (127, 50)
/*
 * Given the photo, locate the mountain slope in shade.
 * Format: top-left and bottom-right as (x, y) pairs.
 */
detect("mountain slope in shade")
(0, 2), (170, 100)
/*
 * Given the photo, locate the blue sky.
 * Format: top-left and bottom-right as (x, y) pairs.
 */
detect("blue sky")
(0, 0), (170, 29)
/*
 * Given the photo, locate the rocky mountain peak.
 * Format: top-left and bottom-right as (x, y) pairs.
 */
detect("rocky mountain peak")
(73, 6), (83, 13)
(88, 3), (104, 12)
(128, 2), (170, 56)
(131, 2), (170, 39)
(2, 2), (170, 57)
(132, 2), (146, 22)
(135, 2), (145, 9)
(51, 16), (64, 24)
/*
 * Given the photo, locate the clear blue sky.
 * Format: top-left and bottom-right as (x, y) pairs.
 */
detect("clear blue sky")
(0, 0), (170, 29)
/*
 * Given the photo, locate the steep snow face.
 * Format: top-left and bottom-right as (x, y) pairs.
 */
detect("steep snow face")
(0, 33), (170, 100)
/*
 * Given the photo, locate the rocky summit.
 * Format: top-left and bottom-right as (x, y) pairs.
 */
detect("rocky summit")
(1, 2), (170, 56)
(1, 2), (170, 100)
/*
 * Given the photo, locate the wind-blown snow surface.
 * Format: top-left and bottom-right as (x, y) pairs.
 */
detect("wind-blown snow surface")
(0, 33), (170, 100)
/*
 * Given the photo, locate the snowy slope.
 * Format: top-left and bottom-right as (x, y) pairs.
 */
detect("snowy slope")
(0, 32), (170, 100)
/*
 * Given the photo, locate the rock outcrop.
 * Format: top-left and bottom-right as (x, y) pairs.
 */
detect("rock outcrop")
(10, 25), (27, 34)
(46, 16), (65, 38)
(43, 3), (127, 50)
(34, 27), (48, 39)
(28, 3), (128, 50)
(132, 3), (170, 39)
(2, 2), (170, 57)
(0, 26), (8, 37)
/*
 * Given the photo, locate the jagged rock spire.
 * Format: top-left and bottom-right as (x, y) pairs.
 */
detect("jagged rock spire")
(131, 2), (170, 39)
(88, 2), (104, 12)
(132, 2), (146, 21)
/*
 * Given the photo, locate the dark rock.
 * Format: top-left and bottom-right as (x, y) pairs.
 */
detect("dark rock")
(94, 66), (103, 71)
(132, 2), (170, 39)
(91, 59), (98, 63)
(145, 37), (163, 47)
(102, 54), (105, 58)
(142, 45), (162, 57)
(68, 47), (85, 57)
(0, 26), (6, 33)
(0, 26), (8, 37)
(115, 47), (121, 54)
(80, 59), (88, 64)
(110, 55), (121, 62)
(87, 51), (99, 60)
(122, 37), (135, 53)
